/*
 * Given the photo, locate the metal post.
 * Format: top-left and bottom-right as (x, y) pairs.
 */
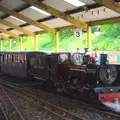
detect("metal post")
(56, 31), (59, 52)
(34, 35), (38, 51)
(20, 37), (22, 51)
(87, 26), (92, 51)
(9, 39), (11, 51)
(0, 39), (2, 51)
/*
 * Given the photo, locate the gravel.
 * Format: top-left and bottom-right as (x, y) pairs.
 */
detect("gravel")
(0, 87), (56, 120)
(0, 76), (119, 120)
(25, 87), (119, 120)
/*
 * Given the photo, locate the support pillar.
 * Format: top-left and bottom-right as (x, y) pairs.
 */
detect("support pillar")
(0, 40), (2, 51)
(34, 35), (38, 51)
(87, 26), (92, 51)
(9, 39), (11, 51)
(56, 31), (59, 53)
(20, 37), (22, 51)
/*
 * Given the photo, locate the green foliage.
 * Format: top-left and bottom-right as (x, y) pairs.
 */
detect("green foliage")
(1, 23), (120, 51)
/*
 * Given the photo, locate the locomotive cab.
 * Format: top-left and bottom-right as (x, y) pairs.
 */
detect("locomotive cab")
(28, 52), (51, 81)
(48, 52), (71, 91)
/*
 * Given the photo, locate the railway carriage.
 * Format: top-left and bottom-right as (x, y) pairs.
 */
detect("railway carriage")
(0, 51), (48, 79)
(1, 52), (28, 78)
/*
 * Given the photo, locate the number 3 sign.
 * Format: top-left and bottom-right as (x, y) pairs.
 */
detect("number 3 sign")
(74, 29), (82, 38)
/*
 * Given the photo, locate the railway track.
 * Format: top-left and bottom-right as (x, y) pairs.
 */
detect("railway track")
(0, 103), (9, 120)
(0, 79), (120, 120)
(0, 85), (25, 120)
(0, 81), (85, 120)
(22, 86), (120, 120)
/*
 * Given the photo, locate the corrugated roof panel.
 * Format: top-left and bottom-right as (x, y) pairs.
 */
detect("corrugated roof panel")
(79, 0), (96, 5)
(4, 17), (25, 26)
(23, 25), (43, 32)
(20, 7), (48, 20)
(43, 0), (95, 12)
(43, 0), (77, 12)
(42, 18), (72, 28)
(0, 23), (10, 29)
(0, 33), (10, 37)
(0, 0), (25, 10)
(71, 7), (120, 22)
(10, 29), (23, 35)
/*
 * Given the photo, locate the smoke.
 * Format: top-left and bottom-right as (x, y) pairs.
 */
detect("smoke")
(102, 101), (120, 112)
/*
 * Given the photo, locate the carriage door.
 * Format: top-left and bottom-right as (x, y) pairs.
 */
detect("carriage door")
(29, 54), (50, 81)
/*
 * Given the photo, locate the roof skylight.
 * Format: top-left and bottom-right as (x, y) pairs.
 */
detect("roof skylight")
(64, 0), (85, 7)
(30, 6), (51, 16)
(10, 16), (26, 23)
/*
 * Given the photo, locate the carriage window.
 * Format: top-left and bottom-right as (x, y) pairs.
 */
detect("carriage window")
(14, 55), (16, 62)
(19, 54), (22, 63)
(30, 57), (37, 67)
(8, 54), (10, 62)
(15, 55), (17, 62)
(30, 55), (42, 67)
(16, 54), (18, 62)
(2, 55), (5, 62)
(36, 56), (42, 65)
(7, 55), (9, 62)
(18, 55), (21, 63)
(12, 55), (14, 62)
(23, 55), (26, 64)
(19, 54), (23, 63)
(10, 54), (12, 62)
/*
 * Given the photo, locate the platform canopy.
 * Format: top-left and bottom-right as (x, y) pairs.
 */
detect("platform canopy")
(0, 0), (120, 38)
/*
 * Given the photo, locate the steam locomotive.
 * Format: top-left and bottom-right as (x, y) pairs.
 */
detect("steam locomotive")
(0, 51), (120, 104)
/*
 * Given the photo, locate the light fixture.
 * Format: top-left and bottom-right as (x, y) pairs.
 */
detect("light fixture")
(97, 10), (99, 14)
(91, 11), (94, 15)
(13, 40), (16, 44)
(103, 8), (106, 12)
(64, 0), (85, 7)
(40, 37), (44, 40)
(94, 30), (101, 36)
(10, 16), (26, 23)
(30, 6), (51, 16)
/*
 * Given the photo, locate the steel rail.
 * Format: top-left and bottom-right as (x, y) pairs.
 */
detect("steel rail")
(0, 103), (9, 120)
(21, 86), (120, 119)
(0, 81), (85, 120)
(0, 85), (25, 120)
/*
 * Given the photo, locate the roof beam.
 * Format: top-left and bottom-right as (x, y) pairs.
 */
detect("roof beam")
(0, 5), (56, 34)
(0, 28), (21, 39)
(0, 19), (35, 36)
(5, 3), (101, 31)
(89, 17), (120, 26)
(22, 0), (88, 30)
(0, 35), (9, 40)
(56, 25), (77, 31)
(1, 4), (30, 19)
(95, 0), (120, 14)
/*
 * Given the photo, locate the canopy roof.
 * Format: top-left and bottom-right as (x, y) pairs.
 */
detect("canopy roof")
(0, 0), (120, 38)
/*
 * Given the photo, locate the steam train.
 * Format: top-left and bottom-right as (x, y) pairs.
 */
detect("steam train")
(0, 51), (120, 104)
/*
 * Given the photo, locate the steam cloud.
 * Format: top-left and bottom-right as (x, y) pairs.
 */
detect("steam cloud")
(102, 101), (120, 112)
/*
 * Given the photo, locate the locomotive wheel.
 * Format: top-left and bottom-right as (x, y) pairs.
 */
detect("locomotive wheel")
(28, 75), (35, 81)
(53, 80), (65, 92)
(89, 91), (97, 100)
